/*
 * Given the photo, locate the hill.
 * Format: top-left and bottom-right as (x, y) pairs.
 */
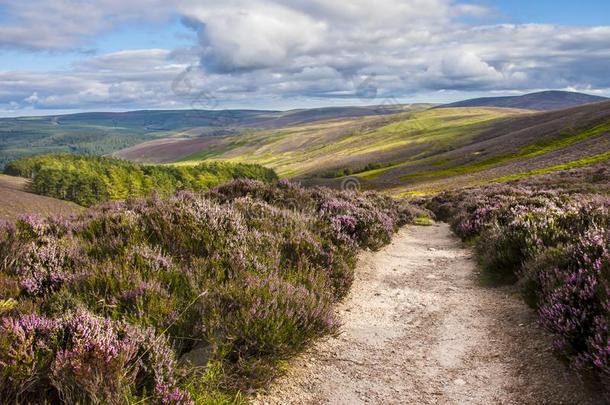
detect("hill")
(129, 101), (610, 195)
(120, 107), (522, 173)
(438, 90), (607, 111)
(0, 105), (430, 169)
(0, 174), (82, 221)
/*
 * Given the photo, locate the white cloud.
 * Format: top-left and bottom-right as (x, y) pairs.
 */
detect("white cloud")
(1, 0), (610, 113)
(0, 0), (176, 50)
(24, 92), (39, 104)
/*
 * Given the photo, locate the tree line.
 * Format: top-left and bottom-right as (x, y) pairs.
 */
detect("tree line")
(4, 154), (278, 206)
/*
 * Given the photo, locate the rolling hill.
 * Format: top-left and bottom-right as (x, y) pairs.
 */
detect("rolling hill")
(3, 94), (609, 200)
(438, 90), (607, 111)
(117, 106), (520, 176)
(0, 104), (430, 169)
(119, 101), (610, 195)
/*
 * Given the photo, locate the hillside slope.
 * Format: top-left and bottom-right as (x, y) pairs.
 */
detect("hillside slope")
(122, 107), (523, 177)
(439, 90), (607, 111)
(370, 101), (610, 194)
(0, 174), (82, 221)
(120, 101), (610, 195)
(0, 105), (430, 169)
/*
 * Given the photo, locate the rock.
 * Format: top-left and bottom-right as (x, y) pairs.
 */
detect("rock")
(428, 247), (437, 252)
(454, 378), (467, 386)
(180, 344), (212, 368)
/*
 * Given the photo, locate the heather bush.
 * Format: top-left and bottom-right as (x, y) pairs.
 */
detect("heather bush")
(0, 311), (189, 404)
(0, 180), (414, 402)
(522, 229), (610, 377)
(424, 181), (610, 387)
(210, 179), (414, 251)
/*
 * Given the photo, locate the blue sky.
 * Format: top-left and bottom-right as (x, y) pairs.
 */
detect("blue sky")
(0, 0), (609, 116)
(490, 0), (610, 26)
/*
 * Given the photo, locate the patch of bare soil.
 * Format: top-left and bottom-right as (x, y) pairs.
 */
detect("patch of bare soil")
(0, 175), (82, 222)
(254, 223), (603, 404)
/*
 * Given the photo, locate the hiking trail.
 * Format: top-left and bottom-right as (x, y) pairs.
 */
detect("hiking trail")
(254, 223), (599, 404)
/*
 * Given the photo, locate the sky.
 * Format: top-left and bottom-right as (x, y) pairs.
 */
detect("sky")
(0, 0), (609, 116)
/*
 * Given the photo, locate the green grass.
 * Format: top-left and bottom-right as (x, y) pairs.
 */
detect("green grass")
(518, 122), (610, 158)
(395, 190), (436, 198)
(399, 154), (511, 180)
(414, 214), (435, 226)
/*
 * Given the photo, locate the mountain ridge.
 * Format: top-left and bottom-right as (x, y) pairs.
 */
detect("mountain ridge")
(438, 90), (607, 111)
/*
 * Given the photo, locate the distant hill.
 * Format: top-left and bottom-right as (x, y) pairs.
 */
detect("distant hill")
(439, 91), (607, 111)
(138, 100), (610, 194)
(0, 104), (429, 169)
(125, 107), (522, 174)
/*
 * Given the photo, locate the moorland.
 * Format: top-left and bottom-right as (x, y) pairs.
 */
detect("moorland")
(1, 90), (609, 403)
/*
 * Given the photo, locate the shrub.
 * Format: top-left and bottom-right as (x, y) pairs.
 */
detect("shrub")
(0, 180), (414, 402)
(423, 181), (610, 387)
(0, 311), (190, 404)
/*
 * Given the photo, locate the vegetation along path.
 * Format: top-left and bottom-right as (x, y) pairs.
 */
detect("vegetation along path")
(254, 223), (600, 404)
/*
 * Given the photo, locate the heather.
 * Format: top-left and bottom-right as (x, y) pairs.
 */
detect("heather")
(0, 179), (415, 403)
(4, 154), (278, 206)
(424, 178), (610, 387)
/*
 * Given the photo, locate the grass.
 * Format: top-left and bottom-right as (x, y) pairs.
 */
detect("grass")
(414, 214), (435, 226)
(0, 174), (83, 222)
(518, 122), (610, 158)
(395, 190), (436, 198)
(399, 154), (510, 180)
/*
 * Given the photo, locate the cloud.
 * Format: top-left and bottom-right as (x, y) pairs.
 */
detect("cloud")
(77, 49), (175, 72)
(184, 3), (327, 73)
(176, 1), (610, 98)
(0, 50), (190, 110)
(1, 0), (610, 113)
(24, 92), (39, 104)
(0, 0), (175, 50)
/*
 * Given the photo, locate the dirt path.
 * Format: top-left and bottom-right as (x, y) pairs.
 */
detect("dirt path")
(254, 223), (602, 404)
